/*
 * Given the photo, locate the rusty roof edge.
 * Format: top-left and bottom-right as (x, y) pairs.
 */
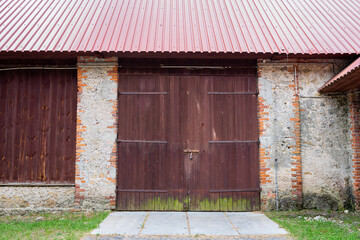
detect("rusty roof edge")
(0, 51), (357, 60)
(318, 56), (360, 93)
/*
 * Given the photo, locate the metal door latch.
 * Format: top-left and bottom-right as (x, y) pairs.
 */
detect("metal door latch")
(184, 149), (199, 160)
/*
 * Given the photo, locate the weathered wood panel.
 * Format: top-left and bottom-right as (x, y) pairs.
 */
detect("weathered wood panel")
(117, 64), (259, 211)
(117, 75), (187, 210)
(0, 69), (77, 183)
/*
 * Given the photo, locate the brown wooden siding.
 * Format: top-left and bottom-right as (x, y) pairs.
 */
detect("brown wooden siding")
(0, 69), (77, 183)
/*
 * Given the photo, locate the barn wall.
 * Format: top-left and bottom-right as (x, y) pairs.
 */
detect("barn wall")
(0, 57), (355, 213)
(74, 57), (118, 210)
(258, 59), (353, 211)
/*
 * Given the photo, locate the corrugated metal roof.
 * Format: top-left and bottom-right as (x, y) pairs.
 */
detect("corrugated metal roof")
(319, 57), (360, 92)
(1, 0), (360, 54)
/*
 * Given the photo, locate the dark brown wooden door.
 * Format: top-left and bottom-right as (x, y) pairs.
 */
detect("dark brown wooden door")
(184, 75), (259, 211)
(117, 75), (187, 210)
(117, 71), (259, 211)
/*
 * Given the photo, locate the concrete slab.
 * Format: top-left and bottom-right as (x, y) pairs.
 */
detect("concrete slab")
(91, 211), (288, 237)
(187, 212), (238, 236)
(91, 212), (147, 235)
(141, 212), (189, 236)
(226, 212), (288, 235)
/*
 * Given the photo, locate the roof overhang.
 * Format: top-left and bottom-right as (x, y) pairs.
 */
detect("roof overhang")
(0, 51), (357, 60)
(319, 56), (360, 93)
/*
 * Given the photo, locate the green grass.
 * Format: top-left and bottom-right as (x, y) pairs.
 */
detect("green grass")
(0, 211), (109, 240)
(266, 210), (360, 240)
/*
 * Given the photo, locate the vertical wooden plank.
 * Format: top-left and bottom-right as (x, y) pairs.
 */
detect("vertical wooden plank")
(169, 76), (181, 211)
(7, 71), (18, 182)
(26, 71), (37, 182)
(50, 72), (59, 182)
(39, 71), (48, 182)
(4, 72), (13, 182)
(12, 71), (23, 182)
(61, 70), (69, 182)
(117, 76), (124, 209)
(58, 72), (65, 182)
(18, 72), (28, 182)
(47, 72), (55, 182)
(37, 70), (46, 182)
(70, 70), (77, 183)
(0, 75), (7, 182)
(25, 71), (34, 181)
(33, 70), (42, 181)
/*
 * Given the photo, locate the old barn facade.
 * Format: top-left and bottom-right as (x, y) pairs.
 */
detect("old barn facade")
(0, 0), (360, 213)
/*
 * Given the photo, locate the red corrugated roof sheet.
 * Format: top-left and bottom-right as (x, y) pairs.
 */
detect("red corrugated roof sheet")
(1, 0), (360, 54)
(318, 57), (360, 92)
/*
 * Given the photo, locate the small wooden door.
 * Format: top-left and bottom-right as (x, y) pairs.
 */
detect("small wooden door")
(116, 69), (259, 211)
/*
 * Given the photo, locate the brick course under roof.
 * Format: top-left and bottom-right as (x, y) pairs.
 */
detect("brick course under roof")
(0, 0), (360, 55)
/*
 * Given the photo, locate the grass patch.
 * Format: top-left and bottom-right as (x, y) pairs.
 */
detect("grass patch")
(0, 211), (109, 240)
(266, 210), (360, 240)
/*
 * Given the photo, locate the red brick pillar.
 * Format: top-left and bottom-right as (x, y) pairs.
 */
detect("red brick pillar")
(258, 95), (272, 209)
(349, 92), (360, 210)
(290, 66), (303, 207)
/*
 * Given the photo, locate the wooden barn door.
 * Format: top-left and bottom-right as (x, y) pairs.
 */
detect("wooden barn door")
(185, 75), (259, 211)
(117, 75), (187, 210)
(117, 70), (259, 211)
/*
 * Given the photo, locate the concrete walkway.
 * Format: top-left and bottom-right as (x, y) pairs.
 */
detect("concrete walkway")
(91, 212), (288, 237)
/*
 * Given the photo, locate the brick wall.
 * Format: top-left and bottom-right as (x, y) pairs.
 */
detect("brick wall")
(289, 66), (303, 207)
(258, 68), (273, 210)
(349, 92), (360, 210)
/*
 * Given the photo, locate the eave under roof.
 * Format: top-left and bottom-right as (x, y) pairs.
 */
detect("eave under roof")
(319, 56), (360, 93)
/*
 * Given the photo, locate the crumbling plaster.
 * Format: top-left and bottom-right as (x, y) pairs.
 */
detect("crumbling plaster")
(258, 59), (353, 210)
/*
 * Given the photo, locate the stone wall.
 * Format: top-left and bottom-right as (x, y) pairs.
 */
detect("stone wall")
(0, 187), (74, 214)
(300, 62), (352, 210)
(258, 59), (353, 210)
(75, 57), (118, 210)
